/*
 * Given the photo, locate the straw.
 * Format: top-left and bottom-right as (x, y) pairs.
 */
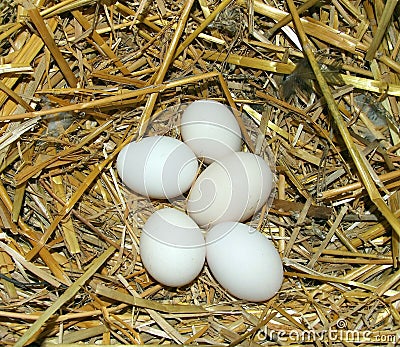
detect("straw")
(2, 0), (400, 344)
(24, 1), (78, 88)
(137, 0), (195, 137)
(14, 246), (115, 347)
(286, 0), (400, 238)
(365, 0), (399, 61)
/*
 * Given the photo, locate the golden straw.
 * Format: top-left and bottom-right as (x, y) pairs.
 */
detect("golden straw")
(286, 0), (400, 238)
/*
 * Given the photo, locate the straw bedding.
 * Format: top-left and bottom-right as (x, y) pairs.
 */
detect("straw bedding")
(1, 0), (400, 345)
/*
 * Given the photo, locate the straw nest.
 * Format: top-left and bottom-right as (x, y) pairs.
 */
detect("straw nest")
(1, 0), (400, 346)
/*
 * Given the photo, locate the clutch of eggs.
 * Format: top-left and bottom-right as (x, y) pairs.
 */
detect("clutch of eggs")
(116, 100), (282, 300)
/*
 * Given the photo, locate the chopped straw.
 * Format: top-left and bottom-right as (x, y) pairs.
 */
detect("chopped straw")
(1, 0), (400, 345)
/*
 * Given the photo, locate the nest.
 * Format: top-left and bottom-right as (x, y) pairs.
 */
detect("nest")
(1, 0), (400, 345)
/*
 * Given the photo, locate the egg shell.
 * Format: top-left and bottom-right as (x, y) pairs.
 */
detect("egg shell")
(206, 222), (283, 301)
(116, 136), (198, 199)
(180, 100), (242, 164)
(140, 208), (206, 287)
(187, 151), (274, 228)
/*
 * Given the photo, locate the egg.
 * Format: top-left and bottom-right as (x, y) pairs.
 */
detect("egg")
(140, 208), (206, 287)
(187, 151), (274, 228)
(206, 222), (283, 301)
(116, 136), (198, 199)
(180, 100), (242, 163)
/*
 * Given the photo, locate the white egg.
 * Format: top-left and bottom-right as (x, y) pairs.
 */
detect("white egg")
(140, 208), (206, 287)
(187, 151), (274, 228)
(180, 100), (242, 164)
(206, 222), (283, 301)
(116, 136), (198, 199)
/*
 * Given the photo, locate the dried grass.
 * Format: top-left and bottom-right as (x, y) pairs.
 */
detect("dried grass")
(1, 0), (400, 346)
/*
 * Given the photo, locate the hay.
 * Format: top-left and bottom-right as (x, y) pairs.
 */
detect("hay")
(1, 0), (400, 345)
